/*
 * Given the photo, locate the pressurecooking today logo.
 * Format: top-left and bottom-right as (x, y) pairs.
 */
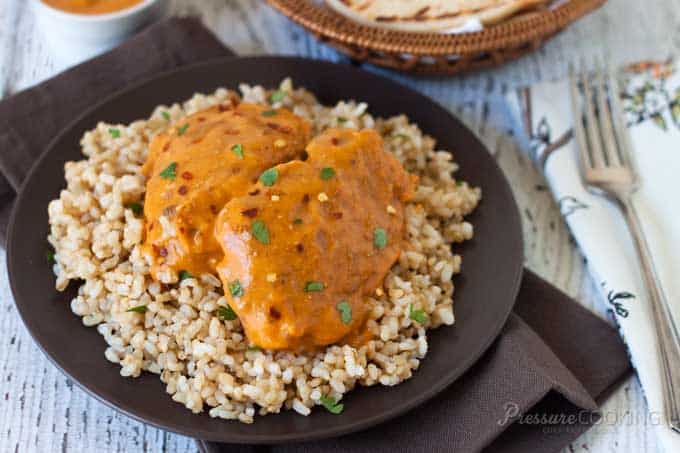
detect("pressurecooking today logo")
(497, 402), (664, 433)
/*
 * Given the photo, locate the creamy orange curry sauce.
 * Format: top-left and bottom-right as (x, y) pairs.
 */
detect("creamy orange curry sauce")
(42, 0), (143, 14)
(142, 101), (417, 351)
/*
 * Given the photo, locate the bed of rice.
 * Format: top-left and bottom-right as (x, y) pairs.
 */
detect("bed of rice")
(47, 79), (481, 423)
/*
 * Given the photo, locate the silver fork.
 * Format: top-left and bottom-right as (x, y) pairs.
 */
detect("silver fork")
(570, 67), (680, 434)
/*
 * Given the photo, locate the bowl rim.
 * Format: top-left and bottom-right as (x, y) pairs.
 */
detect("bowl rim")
(33, 0), (159, 22)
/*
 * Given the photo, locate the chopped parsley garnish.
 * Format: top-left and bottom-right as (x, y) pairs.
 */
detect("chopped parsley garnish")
(456, 180), (464, 187)
(409, 304), (428, 324)
(261, 109), (278, 117)
(373, 228), (388, 250)
(108, 128), (121, 138)
(126, 305), (147, 314)
(177, 123), (189, 135)
(252, 220), (270, 244)
(259, 168), (278, 187)
(126, 202), (143, 215)
(336, 301), (352, 325)
(320, 395), (344, 414)
(231, 143), (244, 159)
(293, 218), (303, 225)
(337, 117), (348, 124)
(269, 90), (287, 103)
(304, 281), (324, 292)
(161, 111), (171, 121)
(395, 133), (409, 140)
(320, 167), (335, 180)
(217, 305), (237, 321)
(47, 250), (56, 265)
(178, 270), (193, 281)
(247, 345), (262, 352)
(159, 162), (177, 179)
(228, 280), (244, 297)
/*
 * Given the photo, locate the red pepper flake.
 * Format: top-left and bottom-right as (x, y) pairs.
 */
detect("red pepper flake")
(302, 194), (310, 204)
(162, 142), (171, 152)
(332, 212), (343, 219)
(197, 117), (206, 122)
(158, 246), (168, 257)
(218, 104), (232, 112)
(241, 208), (259, 218)
(266, 122), (292, 134)
(178, 185), (188, 195)
(249, 188), (260, 196)
(331, 137), (339, 146)
(269, 307), (281, 320)
(181, 171), (193, 180)
(224, 128), (240, 135)
(209, 204), (218, 215)
(296, 243), (304, 253)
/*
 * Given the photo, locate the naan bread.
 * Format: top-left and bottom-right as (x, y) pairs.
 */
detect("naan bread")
(325, 0), (549, 33)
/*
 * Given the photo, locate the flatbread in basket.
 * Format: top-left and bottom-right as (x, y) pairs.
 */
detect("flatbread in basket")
(325, 0), (549, 33)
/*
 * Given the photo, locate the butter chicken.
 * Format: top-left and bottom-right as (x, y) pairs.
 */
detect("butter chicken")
(142, 102), (417, 351)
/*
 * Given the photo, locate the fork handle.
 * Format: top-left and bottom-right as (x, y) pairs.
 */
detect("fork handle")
(621, 196), (680, 433)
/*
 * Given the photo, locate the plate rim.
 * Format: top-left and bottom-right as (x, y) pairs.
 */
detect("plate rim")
(6, 55), (524, 444)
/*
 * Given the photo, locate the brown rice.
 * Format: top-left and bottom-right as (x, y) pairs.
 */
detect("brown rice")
(47, 79), (480, 423)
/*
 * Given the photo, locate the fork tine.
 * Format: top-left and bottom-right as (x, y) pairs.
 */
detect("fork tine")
(582, 72), (606, 168)
(607, 68), (638, 175)
(595, 67), (623, 167)
(570, 71), (593, 172)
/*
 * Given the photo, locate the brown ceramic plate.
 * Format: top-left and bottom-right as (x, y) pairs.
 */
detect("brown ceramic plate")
(7, 57), (523, 444)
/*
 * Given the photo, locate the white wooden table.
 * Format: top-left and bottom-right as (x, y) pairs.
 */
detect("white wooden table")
(1, 0), (678, 451)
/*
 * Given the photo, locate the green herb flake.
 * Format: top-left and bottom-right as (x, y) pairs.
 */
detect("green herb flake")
(320, 167), (336, 180)
(456, 180), (464, 187)
(293, 218), (303, 225)
(127, 305), (147, 314)
(177, 123), (190, 135)
(320, 395), (344, 414)
(409, 304), (428, 324)
(337, 116), (348, 124)
(217, 305), (237, 321)
(126, 202), (143, 215)
(159, 162), (177, 179)
(395, 133), (409, 141)
(252, 220), (270, 244)
(47, 250), (56, 265)
(161, 111), (171, 121)
(373, 228), (388, 250)
(108, 128), (121, 138)
(304, 281), (324, 292)
(231, 143), (245, 159)
(259, 168), (279, 187)
(336, 301), (352, 325)
(269, 90), (287, 103)
(178, 270), (193, 281)
(229, 280), (244, 297)
(261, 109), (278, 117)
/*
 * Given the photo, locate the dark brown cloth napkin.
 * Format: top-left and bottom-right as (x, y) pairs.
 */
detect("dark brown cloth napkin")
(0, 17), (631, 453)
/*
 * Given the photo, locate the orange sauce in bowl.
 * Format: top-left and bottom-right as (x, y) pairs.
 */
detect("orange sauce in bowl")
(42, 0), (144, 15)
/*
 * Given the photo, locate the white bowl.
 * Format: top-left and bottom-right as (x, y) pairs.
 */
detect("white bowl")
(33, 0), (168, 66)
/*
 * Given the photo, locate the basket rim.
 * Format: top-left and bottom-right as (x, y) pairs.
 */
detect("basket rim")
(266, 0), (607, 56)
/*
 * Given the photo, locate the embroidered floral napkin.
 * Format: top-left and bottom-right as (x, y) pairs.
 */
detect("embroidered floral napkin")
(509, 60), (680, 453)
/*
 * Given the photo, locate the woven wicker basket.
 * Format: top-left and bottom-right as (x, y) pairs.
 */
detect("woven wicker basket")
(266, 0), (607, 75)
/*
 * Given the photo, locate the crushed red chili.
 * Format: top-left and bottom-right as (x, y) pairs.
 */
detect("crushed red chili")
(178, 185), (188, 195)
(241, 208), (259, 218)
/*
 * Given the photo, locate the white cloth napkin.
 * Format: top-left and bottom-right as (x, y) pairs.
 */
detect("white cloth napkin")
(509, 60), (680, 452)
